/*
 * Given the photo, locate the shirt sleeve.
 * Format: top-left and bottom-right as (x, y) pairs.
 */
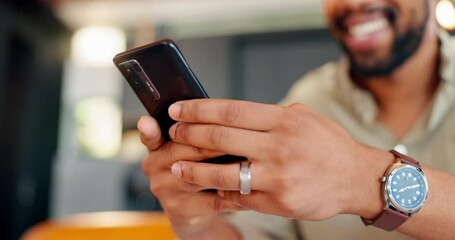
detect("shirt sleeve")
(224, 211), (300, 240)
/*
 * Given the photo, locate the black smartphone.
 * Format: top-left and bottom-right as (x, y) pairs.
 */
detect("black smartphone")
(113, 39), (243, 164)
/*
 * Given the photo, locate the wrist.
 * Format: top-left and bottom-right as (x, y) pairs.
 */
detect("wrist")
(343, 145), (395, 218)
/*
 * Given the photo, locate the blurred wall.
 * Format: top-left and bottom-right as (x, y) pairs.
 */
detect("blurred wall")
(176, 29), (341, 104)
(0, 1), (69, 240)
(235, 29), (341, 103)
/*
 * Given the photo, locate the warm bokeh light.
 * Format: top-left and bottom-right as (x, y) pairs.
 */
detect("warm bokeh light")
(71, 26), (126, 67)
(75, 97), (122, 159)
(436, 0), (455, 30)
(120, 130), (148, 162)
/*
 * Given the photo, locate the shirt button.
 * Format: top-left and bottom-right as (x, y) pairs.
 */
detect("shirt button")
(393, 144), (408, 155)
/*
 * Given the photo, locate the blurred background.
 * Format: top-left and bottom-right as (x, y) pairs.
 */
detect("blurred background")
(1, 0), (454, 239)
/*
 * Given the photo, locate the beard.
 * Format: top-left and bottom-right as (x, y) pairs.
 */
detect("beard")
(335, 5), (430, 78)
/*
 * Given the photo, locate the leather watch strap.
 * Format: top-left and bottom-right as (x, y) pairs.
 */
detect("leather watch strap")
(362, 207), (410, 231)
(390, 149), (420, 167)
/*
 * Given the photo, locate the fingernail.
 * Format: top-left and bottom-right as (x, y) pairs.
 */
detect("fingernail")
(169, 123), (178, 139)
(169, 103), (181, 119)
(217, 190), (225, 198)
(171, 162), (182, 177)
(137, 116), (156, 137)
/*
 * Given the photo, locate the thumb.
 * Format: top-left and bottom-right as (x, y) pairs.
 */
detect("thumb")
(137, 116), (164, 152)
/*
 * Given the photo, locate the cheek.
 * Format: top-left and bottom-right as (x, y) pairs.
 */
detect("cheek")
(395, 7), (413, 32)
(396, 0), (429, 31)
(322, 0), (337, 24)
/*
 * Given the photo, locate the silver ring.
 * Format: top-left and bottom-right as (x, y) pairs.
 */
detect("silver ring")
(239, 162), (251, 195)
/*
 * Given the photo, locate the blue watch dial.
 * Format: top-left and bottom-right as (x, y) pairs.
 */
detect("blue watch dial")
(387, 165), (428, 212)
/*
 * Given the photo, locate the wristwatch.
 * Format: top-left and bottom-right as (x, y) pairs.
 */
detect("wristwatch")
(362, 150), (429, 231)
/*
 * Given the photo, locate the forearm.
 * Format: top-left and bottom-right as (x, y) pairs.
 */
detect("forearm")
(173, 215), (241, 240)
(397, 167), (455, 239)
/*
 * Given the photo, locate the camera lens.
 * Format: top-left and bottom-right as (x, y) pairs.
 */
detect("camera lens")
(126, 68), (131, 74)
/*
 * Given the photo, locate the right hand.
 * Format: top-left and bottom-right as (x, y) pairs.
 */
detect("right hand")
(137, 116), (243, 235)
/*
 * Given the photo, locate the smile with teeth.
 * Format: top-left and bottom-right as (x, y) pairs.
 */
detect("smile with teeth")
(348, 18), (389, 40)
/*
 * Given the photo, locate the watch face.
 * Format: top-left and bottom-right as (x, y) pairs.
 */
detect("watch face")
(386, 165), (428, 213)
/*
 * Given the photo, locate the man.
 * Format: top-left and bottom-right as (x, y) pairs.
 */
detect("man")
(138, 0), (455, 239)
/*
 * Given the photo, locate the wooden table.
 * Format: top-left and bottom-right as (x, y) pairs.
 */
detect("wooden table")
(21, 211), (175, 240)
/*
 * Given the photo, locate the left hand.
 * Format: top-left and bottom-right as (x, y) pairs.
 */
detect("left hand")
(166, 99), (389, 221)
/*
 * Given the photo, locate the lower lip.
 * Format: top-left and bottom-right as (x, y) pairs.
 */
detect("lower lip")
(343, 25), (392, 52)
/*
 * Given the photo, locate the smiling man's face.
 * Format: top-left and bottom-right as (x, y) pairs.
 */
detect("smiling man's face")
(323, 0), (430, 77)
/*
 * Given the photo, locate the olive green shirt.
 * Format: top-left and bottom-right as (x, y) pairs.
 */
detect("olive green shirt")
(228, 30), (455, 240)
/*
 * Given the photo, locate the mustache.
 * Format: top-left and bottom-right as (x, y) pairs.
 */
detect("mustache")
(334, 6), (397, 31)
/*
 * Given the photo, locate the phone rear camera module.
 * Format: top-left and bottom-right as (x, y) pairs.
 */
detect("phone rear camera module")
(119, 59), (160, 101)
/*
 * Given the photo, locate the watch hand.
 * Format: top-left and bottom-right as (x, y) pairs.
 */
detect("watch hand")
(408, 184), (420, 190)
(405, 175), (408, 192)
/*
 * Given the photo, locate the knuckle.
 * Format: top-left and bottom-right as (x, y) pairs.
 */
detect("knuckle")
(235, 196), (250, 208)
(279, 114), (300, 132)
(174, 123), (189, 142)
(209, 127), (229, 148)
(222, 102), (241, 124)
(190, 146), (220, 159)
(214, 169), (229, 188)
(275, 145), (296, 162)
(186, 102), (201, 122)
(183, 182), (203, 192)
(190, 146), (206, 156)
(213, 197), (222, 212)
(181, 164), (195, 183)
(164, 144), (176, 163)
(224, 191), (247, 207)
(288, 102), (306, 111)
(288, 102), (301, 109)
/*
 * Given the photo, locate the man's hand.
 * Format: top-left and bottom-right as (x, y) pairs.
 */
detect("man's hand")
(137, 116), (243, 237)
(165, 99), (393, 221)
(138, 99), (455, 240)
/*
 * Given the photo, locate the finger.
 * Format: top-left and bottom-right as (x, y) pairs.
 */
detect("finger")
(205, 194), (246, 213)
(149, 172), (205, 193)
(220, 191), (277, 215)
(169, 123), (272, 160)
(143, 142), (226, 172)
(171, 161), (266, 191)
(168, 99), (287, 131)
(138, 116), (164, 152)
(166, 192), (246, 216)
